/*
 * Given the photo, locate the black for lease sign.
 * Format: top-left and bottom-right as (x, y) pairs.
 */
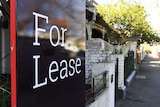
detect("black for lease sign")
(11, 0), (85, 107)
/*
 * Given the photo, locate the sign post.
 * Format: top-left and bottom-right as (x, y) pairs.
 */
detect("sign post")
(10, 1), (85, 107)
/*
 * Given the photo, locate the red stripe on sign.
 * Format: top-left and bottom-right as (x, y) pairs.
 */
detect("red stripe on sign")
(10, 0), (17, 107)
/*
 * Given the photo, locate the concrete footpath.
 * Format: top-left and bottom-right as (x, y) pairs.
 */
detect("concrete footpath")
(118, 54), (160, 107)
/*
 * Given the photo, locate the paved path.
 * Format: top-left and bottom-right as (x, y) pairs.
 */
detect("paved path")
(118, 54), (160, 107)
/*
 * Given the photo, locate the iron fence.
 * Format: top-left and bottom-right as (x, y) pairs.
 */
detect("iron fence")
(85, 71), (108, 105)
(124, 51), (134, 80)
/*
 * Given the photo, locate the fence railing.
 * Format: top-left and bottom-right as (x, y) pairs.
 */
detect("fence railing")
(124, 51), (134, 80)
(85, 71), (108, 105)
(0, 74), (11, 107)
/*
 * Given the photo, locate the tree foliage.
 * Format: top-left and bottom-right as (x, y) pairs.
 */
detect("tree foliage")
(97, 0), (158, 43)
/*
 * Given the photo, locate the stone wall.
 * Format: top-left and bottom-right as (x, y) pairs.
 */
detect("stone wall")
(86, 39), (115, 107)
(111, 54), (125, 88)
(85, 39), (112, 79)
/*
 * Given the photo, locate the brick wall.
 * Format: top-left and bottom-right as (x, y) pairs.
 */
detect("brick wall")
(85, 39), (112, 80)
(111, 54), (125, 88)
